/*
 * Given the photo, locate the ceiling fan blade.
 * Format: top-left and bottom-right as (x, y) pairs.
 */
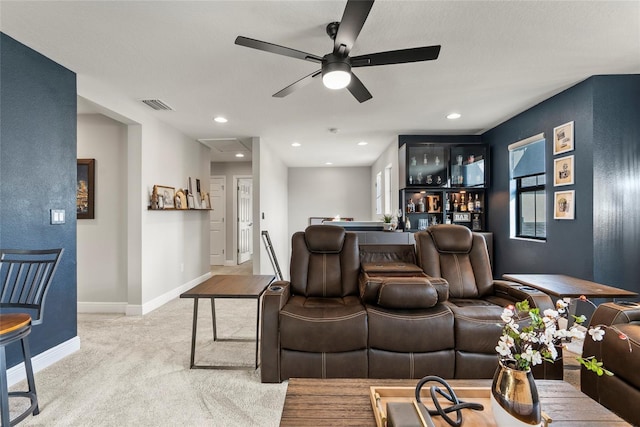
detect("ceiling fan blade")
(235, 36), (323, 63)
(347, 73), (373, 103)
(273, 70), (322, 98)
(351, 45), (441, 67)
(334, 0), (374, 55)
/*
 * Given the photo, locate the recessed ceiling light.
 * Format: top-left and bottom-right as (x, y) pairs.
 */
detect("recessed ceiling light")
(213, 116), (228, 123)
(235, 153), (244, 158)
(358, 141), (368, 146)
(446, 113), (461, 120)
(291, 142), (301, 147)
(325, 162), (333, 165)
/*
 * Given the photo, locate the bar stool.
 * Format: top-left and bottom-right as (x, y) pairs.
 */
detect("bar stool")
(0, 248), (63, 426)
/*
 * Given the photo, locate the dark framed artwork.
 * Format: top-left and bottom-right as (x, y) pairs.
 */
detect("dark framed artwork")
(77, 158), (95, 219)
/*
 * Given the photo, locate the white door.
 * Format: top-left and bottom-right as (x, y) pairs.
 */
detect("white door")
(237, 178), (253, 264)
(210, 176), (226, 265)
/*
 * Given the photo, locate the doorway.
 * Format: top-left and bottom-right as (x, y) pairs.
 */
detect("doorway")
(209, 176), (226, 265)
(236, 176), (253, 264)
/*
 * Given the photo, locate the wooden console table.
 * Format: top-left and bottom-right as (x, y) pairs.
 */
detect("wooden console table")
(180, 274), (274, 370)
(280, 378), (630, 426)
(502, 274), (638, 299)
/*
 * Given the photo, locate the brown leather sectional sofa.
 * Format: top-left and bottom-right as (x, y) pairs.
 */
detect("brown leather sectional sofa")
(581, 301), (640, 426)
(260, 224), (562, 383)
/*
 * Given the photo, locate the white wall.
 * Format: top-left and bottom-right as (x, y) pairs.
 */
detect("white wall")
(288, 166), (372, 236)
(77, 77), (211, 315)
(211, 161), (252, 264)
(77, 114), (127, 310)
(370, 138), (400, 219)
(255, 139), (290, 280)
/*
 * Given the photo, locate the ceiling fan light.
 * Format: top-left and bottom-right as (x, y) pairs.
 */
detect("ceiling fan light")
(322, 61), (351, 90)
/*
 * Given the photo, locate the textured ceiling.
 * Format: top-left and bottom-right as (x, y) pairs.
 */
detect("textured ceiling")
(1, 1), (639, 167)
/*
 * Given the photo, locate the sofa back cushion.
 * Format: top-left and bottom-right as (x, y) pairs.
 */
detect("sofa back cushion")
(290, 225), (360, 297)
(415, 224), (493, 299)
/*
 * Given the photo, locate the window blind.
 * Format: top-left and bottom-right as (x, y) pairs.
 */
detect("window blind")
(509, 133), (545, 179)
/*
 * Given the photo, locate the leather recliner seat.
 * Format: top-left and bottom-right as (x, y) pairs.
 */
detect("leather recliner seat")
(415, 224), (562, 379)
(581, 301), (640, 426)
(262, 225), (368, 382)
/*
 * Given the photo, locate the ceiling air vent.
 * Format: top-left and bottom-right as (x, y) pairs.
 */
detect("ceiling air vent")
(140, 99), (174, 111)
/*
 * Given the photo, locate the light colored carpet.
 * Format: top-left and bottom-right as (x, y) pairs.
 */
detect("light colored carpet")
(9, 296), (287, 426)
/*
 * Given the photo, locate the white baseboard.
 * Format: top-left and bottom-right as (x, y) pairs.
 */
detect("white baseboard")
(131, 272), (212, 315)
(7, 336), (81, 387)
(77, 273), (213, 316)
(77, 301), (127, 313)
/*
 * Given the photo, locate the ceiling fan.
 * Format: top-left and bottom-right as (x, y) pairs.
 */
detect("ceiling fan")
(235, 0), (441, 103)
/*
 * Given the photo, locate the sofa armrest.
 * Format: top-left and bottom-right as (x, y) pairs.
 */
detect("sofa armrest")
(260, 280), (290, 383)
(588, 301), (640, 327)
(493, 280), (555, 312)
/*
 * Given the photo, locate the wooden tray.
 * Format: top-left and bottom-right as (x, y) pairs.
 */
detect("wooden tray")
(370, 385), (495, 427)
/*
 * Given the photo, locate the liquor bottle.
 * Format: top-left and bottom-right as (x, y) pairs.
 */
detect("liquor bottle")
(405, 216), (411, 230)
(423, 153), (428, 165)
(468, 193), (475, 212)
(460, 194), (467, 212)
(445, 194), (451, 212)
(475, 194), (482, 212)
(407, 199), (415, 213)
(453, 196), (459, 212)
(409, 175), (413, 185)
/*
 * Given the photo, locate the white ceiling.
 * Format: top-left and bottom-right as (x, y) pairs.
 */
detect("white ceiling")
(2, 1), (639, 167)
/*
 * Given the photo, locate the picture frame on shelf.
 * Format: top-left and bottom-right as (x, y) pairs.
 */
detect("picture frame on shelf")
(553, 121), (574, 155)
(554, 190), (575, 220)
(554, 155), (575, 186)
(77, 158), (95, 219)
(156, 185), (175, 209)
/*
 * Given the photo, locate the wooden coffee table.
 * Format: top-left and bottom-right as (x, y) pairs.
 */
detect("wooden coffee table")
(180, 274), (274, 370)
(279, 378), (630, 426)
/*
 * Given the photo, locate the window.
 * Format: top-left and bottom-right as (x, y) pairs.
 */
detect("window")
(509, 134), (546, 240)
(384, 164), (392, 215)
(375, 172), (382, 215)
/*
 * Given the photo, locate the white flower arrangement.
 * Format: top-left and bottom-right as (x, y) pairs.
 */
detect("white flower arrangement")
(496, 297), (631, 375)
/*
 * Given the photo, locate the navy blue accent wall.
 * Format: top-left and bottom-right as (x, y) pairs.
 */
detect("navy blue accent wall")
(484, 75), (640, 295)
(591, 76), (640, 291)
(1, 33), (77, 367)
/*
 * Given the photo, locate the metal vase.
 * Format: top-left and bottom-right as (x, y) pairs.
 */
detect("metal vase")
(490, 360), (541, 426)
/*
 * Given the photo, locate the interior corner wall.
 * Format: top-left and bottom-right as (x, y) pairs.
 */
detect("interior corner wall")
(0, 33), (78, 367)
(485, 74), (640, 295)
(483, 78), (595, 280)
(288, 166), (372, 236)
(210, 161), (252, 264)
(591, 75), (640, 293)
(77, 114), (127, 307)
(255, 140), (289, 279)
(77, 76), (210, 315)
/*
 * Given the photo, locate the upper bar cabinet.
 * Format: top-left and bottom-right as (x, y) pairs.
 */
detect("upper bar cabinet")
(399, 139), (490, 231)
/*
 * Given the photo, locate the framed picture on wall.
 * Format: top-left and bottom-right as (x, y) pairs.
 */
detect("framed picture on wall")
(554, 190), (575, 220)
(553, 121), (574, 155)
(554, 155), (574, 186)
(77, 158), (95, 219)
(155, 185), (175, 209)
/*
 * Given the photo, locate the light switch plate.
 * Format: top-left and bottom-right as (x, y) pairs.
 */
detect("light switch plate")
(50, 209), (65, 224)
